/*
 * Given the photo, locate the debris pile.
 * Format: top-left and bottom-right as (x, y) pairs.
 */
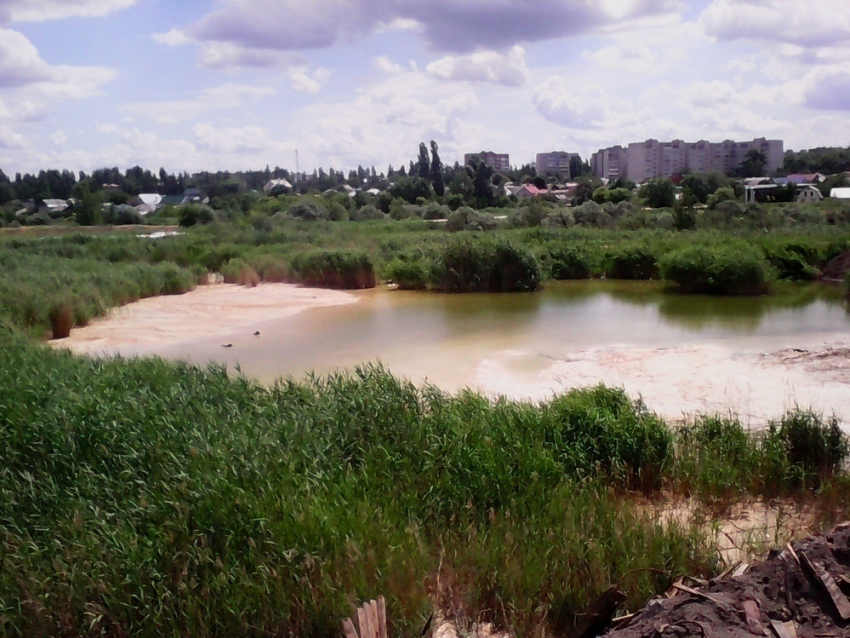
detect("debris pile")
(820, 250), (850, 282)
(603, 523), (850, 638)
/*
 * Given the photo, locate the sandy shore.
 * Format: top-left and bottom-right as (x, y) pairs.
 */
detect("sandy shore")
(52, 283), (358, 356)
(475, 339), (850, 426)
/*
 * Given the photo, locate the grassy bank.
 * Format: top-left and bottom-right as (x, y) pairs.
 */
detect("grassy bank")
(0, 332), (848, 636)
(1, 221), (848, 337)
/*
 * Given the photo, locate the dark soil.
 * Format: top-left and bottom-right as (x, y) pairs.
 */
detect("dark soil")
(820, 249), (850, 281)
(603, 523), (850, 638)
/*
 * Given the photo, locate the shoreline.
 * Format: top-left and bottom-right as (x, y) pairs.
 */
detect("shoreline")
(51, 282), (359, 356)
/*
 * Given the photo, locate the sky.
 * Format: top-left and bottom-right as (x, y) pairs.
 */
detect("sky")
(1, 0), (849, 175)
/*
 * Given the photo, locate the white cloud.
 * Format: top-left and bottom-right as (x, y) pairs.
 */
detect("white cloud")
(49, 129), (67, 146)
(289, 67), (331, 94)
(373, 56), (403, 75)
(583, 44), (659, 75)
(426, 46), (528, 87)
(701, 0), (850, 51)
(125, 84), (277, 124)
(0, 0), (136, 22)
(151, 28), (191, 47)
(193, 123), (271, 154)
(532, 77), (638, 130)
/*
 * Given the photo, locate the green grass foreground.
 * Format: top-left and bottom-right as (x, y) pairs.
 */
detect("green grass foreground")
(0, 332), (848, 637)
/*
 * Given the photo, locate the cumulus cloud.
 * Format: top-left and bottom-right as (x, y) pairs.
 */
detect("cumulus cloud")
(532, 77), (638, 130)
(0, 0), (136, 23)
(152, 28), (191, 47)
(184, 0), (682, 55)
(373, 56), (403, 75)
(700, 0), (850, 51)
(193, 123), (271, 154)
(125, 84), (277, 124)
(426, 46), (528, 87)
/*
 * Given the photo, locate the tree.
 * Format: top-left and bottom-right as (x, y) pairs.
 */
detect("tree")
(465, 158), (498, 209)
(417, 143), (430, 180)
(389, 176), (433, 204)
(639, 178), (676, 209)
(71, 182), (101, 226)
(430, 140), (445, 197)
(737, 150), (767, 178)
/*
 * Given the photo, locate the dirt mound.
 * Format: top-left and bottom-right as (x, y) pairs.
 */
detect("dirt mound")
(603, 522), (850, 638)
(820, 250), (850, 281)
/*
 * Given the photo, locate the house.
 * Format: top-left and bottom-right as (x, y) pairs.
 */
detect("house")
(41, 199), (68, 215)
(263, 178), (292, 193)
(830, 188), (850, 200)
(786, 173), (825, 184)
(515, 184), (545, 201)
(136, 193), (163, 215)
(742, 177), (774, 187)
(796, 185), (823, 203)
(183, 188), (202, 203)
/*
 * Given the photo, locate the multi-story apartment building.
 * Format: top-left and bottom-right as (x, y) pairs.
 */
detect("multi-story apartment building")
(536, 151), (581, 178)
(464, 152), (510, 173)
(592, 138), (784, 182)
(590, 145), (626, 182)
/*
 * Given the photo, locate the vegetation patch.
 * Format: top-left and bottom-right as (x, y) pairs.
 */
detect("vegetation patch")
(438, 239), (541, 293)
(660, 243), (772, 295)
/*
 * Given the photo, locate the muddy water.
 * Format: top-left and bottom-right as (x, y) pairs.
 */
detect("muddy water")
(151, 281), (850, 424)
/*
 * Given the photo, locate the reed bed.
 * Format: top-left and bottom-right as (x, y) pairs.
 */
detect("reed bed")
(0, 332), (847, 636)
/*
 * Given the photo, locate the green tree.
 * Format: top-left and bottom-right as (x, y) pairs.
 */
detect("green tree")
(639, 178), (676, 209)
(417, 143), (430, 180)
(737, 150), (767, 178)
(465, 158), (498, 209)
(430, 140), (445, 197)
(72, 182), (101, 226)
(390, 176), (433, 204)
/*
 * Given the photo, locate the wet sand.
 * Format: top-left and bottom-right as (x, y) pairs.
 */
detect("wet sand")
(52, 283), (358, 357)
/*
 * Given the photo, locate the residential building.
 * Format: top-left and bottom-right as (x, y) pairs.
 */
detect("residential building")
(263, 178), (292, 193)
(830, 188), (850, 200)
(536, 152), (580, 178)
(592, 137), (785, 182)
(515, 184), (545, 200)
(465, 151), (510, 173)
(590, 145), (626, 182)
(797, 185), (824, 203)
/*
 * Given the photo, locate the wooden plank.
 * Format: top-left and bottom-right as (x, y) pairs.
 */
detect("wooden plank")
(770, 619), (797, 638)
(672, 583), (733, 610)
(358, 605), (373, 638)
(367, 600), (380, 638)
(743, 600), (768, 636)
(377, 595), (388, 638)
(799, 550), (850, 621)
(343, 618), (360, 638)
(732, 563), (749, 578)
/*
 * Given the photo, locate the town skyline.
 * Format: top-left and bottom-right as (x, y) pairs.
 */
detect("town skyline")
(0, 0), (848, 175)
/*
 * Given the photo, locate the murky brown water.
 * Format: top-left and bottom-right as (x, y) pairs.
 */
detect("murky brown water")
(139, 281), (850, 423)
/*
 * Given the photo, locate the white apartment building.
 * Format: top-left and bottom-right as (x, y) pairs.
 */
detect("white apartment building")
(590, 145), (626, 182)
(592, 138), (784, 182)
(536, 151), (581, 178)
(464, 152), (511, 173)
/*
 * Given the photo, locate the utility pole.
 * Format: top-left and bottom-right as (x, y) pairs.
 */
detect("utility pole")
(295, 150), (300, 181)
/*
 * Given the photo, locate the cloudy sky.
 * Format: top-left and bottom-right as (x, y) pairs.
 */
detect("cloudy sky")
(2, 0), (849, 175)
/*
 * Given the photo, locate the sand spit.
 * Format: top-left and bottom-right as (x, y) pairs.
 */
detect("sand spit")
(52, 283), (358, 356)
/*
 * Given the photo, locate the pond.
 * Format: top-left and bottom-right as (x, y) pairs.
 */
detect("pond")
(149, 281), (850, 424)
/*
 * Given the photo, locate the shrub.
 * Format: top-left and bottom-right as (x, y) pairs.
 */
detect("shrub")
(221, 258), (260, 287)
(764, 410), (849, 487)
(289, 250), (376, 289)
(659, 244), (771, 295)
(446, 207), (501, 232)
(605, 241), (660, 280)
(547, 244), (592, 280)
(287, 199), (329, 221)
(439, 239), (541, 293)
(48, 299), (74, 339)
(178, 204), (215, 227)
(350, 204), (386, 222)
(384, 258), (431, 290)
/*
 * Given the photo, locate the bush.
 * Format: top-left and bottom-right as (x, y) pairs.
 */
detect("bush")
(605, 242), (660, 280)
(446, 207), (501, 232)
(659, 243), (771, 295)
(547, 244), (593, 280)
(287, 199), (329, 221)
(438, 239), (541, 293)
(350, 204), (386, 222)
(221, 258), (260, 287)
(289, 251), (376, 289)
(384, 258), (431, 290)
(178, 204), (215, 227)
(764, 410), (849, 487)
(48, 299), (74, 339)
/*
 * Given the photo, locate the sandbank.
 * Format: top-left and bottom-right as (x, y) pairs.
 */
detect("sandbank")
(52, 283), (358, 356)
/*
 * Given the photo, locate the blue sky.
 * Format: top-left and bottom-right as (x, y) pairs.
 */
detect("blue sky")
(1, 0), (849, 174)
